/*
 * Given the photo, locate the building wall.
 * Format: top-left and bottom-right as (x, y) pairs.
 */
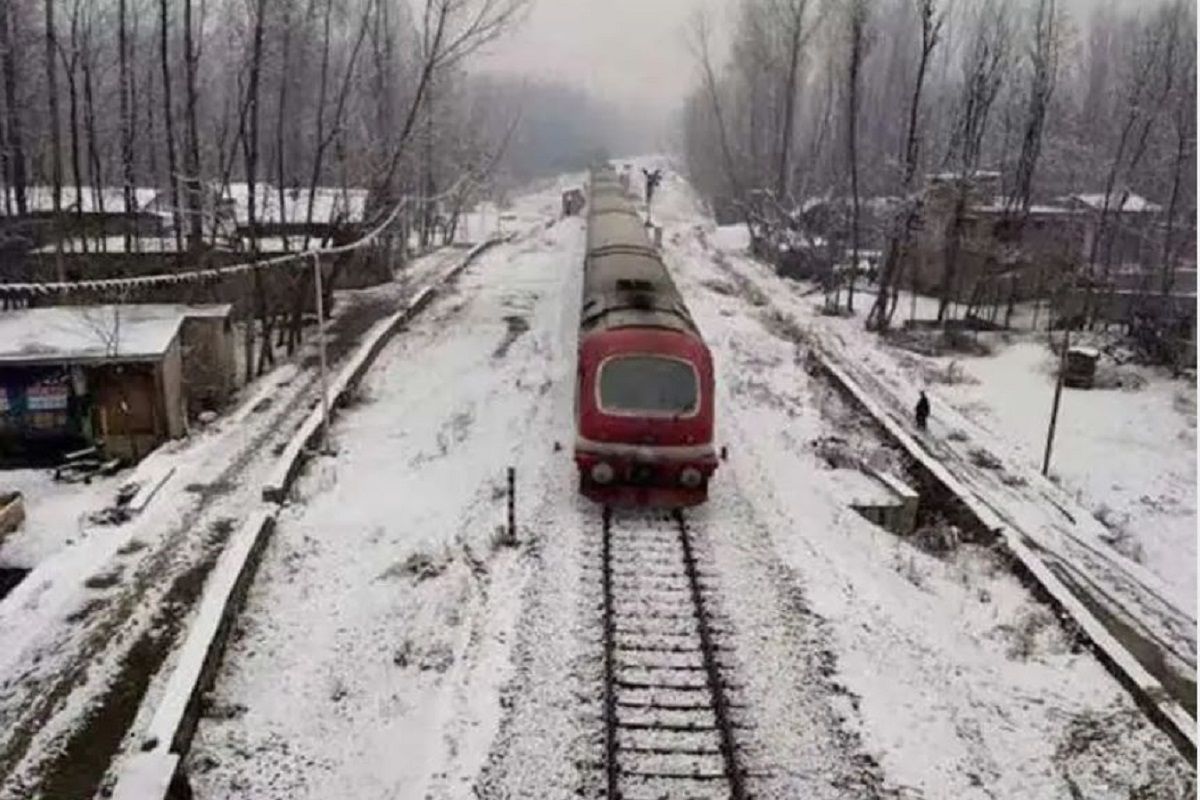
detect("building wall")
(86, 341), (185, 462)
(90, 362), (163, 462)
(903, 195), (1088, 302)
(160, 337), (187, 439)
(181, 316), (237, 414)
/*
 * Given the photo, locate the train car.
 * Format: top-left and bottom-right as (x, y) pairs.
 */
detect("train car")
(574, 169), (718, 507)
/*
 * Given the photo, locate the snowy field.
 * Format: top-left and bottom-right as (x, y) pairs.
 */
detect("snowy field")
(936, 338), (1195, 609)
(706, 227), (1197, 613)
(177, 170), (1191, 799)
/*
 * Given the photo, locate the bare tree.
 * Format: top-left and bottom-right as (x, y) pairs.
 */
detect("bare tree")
(274, 0), (296, 253)
(81, 9), (104, 238)
(303, 0), (373, 250)
(1088, 4), (1182, 275)
(867, 0), (944, 330)
(772, 0), (814, 202)
(44, 0), (65, 279)
(118, 0), (135, 250)
(60, 0), (85, 250)
(1006, 0), (1061, 216)
(0, 0), (26, 214)
(1159, 4), (1196, 296)
(937, 0), (1012, 323)
(243, 0), (269, 377)
(183, 0), (204, 251)
(159, 0), (182, 254)
(688, 11), (748, 226)
(841, 0), (871, 315)
(373, 0), (530, 208)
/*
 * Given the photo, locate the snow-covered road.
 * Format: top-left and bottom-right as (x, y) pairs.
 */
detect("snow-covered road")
(175, 171), (1189, 799)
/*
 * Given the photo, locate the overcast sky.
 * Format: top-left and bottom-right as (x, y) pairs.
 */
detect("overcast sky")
(472, 0), (723, 128)
(473, 0), (1135, 140)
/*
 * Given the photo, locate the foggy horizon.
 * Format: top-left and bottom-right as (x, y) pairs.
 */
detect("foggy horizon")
(473, 0), (1162, 157)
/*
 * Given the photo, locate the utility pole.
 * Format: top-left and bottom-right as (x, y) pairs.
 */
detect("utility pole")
(1042, 326), (1069, 476)
(312, 252), (331, 454)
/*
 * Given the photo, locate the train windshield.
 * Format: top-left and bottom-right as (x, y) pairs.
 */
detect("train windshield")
(598, 356), (698, 416)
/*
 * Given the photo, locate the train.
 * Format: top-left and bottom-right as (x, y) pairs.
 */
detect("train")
(574, 165), (718, 507)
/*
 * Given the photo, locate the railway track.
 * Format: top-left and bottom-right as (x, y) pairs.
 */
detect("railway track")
(595, 508), (754, 800)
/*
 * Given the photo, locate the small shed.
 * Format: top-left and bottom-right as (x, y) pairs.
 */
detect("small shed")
(0, 304), (236, 463)
(178, 305), (237, 415)
(1063, 346), (1099, 389)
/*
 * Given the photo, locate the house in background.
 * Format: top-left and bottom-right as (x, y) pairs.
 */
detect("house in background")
(0, 304), (237, 464)
(0, 186), (168, 256)
(900, 173), (1181, 299)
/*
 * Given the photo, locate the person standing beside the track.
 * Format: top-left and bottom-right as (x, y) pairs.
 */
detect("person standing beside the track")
(915, 390), (930, 431)
(642, 168), (663, 225)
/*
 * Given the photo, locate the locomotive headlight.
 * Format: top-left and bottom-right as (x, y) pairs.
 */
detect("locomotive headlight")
(591, 462), (615, 485)
(679, 467), (703, 488)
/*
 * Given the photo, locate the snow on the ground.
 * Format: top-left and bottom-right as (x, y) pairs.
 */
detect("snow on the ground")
(18, 161), (1188, 798)
(0, 248), (469, 796)
(0, 469), (124, 567)
(187, 163), (1191, 799)
(187, 189), (578, 799)
(936, 339), (1196, 610)
(644, 166), (1192, 798)
(188, 173), (890, 800)
(706, 227), (1196, 614)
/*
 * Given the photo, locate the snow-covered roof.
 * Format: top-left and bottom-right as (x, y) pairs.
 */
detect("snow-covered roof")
(798, 196), (832, 213)
(0, 304), (230, 365)
(971, 197), (1081, 216)
(0, 186), (163, 216)
(794, 196), (897, 215)
(220, 183), (369, 226)
(929, 170), (1001, 182)
(1063, 193), (1162, 214)
(180, 304), (234, 319)
(32, 235), (190, 255)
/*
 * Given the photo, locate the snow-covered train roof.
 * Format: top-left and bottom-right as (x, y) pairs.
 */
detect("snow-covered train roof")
(581, 166), (697, 336)
(581, 250), (696, 336)
(586, 208), (654, 256)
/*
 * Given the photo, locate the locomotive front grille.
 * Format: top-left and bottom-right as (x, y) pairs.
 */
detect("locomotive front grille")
(629, 463), (655, 485)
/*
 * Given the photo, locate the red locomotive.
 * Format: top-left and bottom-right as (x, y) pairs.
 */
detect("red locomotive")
(574, 166), (718, 507)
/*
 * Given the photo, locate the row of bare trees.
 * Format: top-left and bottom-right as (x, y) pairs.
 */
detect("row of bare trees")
(682, 0), (1196, 330)
(0, 0), (527, 251)
(0, 0), (528, 382)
